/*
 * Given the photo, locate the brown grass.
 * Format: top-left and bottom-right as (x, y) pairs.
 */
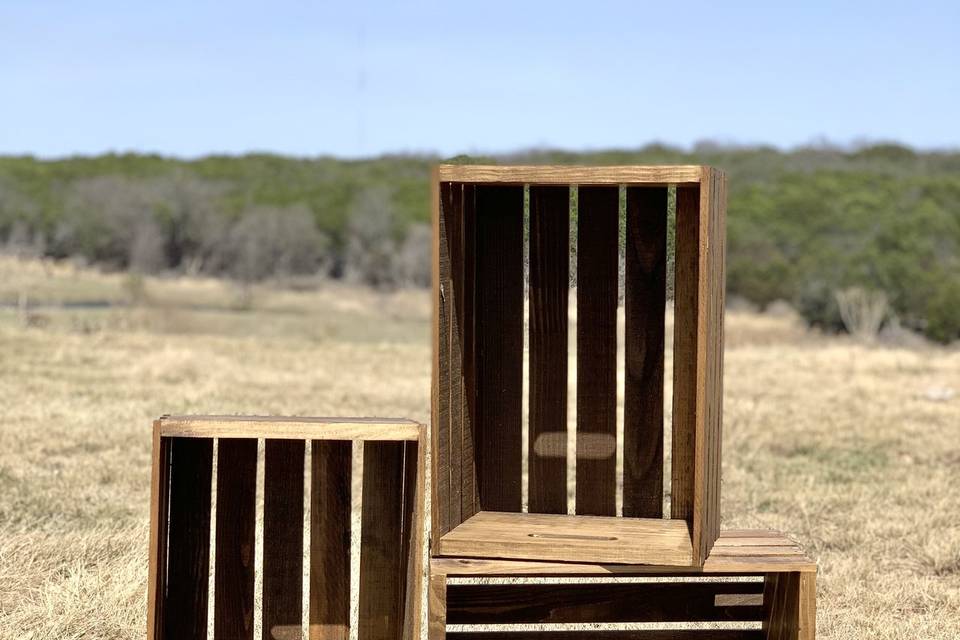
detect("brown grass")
(0, 256), (958, 638)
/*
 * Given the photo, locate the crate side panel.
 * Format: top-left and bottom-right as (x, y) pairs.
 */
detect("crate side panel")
(263, 439), (305, 640)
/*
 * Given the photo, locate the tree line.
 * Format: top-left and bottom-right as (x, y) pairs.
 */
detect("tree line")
(1, 143), (958, 342)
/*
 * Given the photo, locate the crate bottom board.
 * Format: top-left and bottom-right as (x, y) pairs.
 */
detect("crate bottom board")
(436, 511), (694, 566)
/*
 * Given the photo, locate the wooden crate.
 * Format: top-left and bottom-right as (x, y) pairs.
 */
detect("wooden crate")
(147, 415), (425, 640)
(431, 165), (726, 566)
(429, 530), (816, 640)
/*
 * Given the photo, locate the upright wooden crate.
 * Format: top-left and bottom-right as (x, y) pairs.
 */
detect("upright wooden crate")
(432, 165), (726, 566)
(147, 416), (425, 640)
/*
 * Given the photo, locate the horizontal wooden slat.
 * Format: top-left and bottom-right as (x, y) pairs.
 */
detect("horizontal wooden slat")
(446, 581), (764, 624)
(436, 512), (692, 565)
(159, 415), (421, 440)
(447, 631), (762, 640)
(437, 165), (704, 186)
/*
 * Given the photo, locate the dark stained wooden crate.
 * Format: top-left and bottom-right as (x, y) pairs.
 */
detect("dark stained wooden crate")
(147, 416), (425, 640)
(428, 530), (816, 640)
(431, 165), (726, 566)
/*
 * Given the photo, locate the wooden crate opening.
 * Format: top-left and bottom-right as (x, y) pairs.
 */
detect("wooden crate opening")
(147, 416), (425, 640)
(431, 166), (726, 566)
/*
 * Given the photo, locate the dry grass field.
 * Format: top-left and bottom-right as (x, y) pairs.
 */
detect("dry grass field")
(0, 256), (958, 639)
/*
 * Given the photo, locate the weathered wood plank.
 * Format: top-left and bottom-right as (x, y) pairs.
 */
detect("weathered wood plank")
(263, 440), (305, 640)
(160, 415), (420, 441)
(147, 424), (171, 640)
(437, 165), (704, 186)
(474, 185), (525, 512)
(309, 441), (352, 640)
(164, 437), (213, 640)
(436, 511), (692, 565)
(623, 187), (667, 518)
(575, 186), (619, 516)
(446, 581), (764, 624)
(214, 438), (257, 640)
(671, 185), (700, 527)
(527, 185), (569, 514)
(359, 441), (406, 640)
(435, 181), (453, 538)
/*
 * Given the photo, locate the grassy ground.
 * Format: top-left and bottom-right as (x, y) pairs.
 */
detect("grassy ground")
(0, 256), (958, 639)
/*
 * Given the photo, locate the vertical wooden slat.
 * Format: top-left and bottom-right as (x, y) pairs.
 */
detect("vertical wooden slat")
(147, 423), (171, 640)
(622, 187), (667, 518)
(359, 441), (406, 640)
(427, 573), (447, 640)
(164, 437), (213, 640)
(527, 185), (569, 514)
(575, 186), (619, 516)
(460, 184), (479, 521)
(434, 180), (453, 539)
(214, 438), (257, 640)
(474, 185), (524, 512)
(763, 571), (811, 640)
(671, 185), (700, 526)
(310, 441), (352, 640)
(447, 184), (464, 529)
(263, 440), (305, 640)
(399, 440), (422, 640)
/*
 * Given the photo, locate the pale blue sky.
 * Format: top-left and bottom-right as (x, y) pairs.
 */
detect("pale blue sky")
(2, 1), (958, 158)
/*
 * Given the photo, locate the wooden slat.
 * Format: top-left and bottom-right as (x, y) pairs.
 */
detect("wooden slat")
(527, 185), (569, 514)
(622, 187), (667, 518)
(436, 511), (692, 565)
(428, 573), (447, 640)
(214, 438), (257, 640)
(447, 183), (465, 530)
(164, 437), (213, 640)
(446, 581), (764, 624)
(160, 415), (420, 441)
(459, 184), (479, 522)
(263, 440), (305, 640)
(575, 186), (619, 516)
(447, 632), (761, 640)
(437, 165), (704, 186)
(147, 424), (171, 640)
(309, 441), (352, 640)
(359, 441), (406, 640)
(763, 571), (816, 640)
(400, 440), (422, 640)
(435, 181), (454, 538)
(474, 185), (524, 512)
(670, 185), (700, 527)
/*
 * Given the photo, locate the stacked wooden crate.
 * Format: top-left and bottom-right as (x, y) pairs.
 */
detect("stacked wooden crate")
(429, 165), (815, 640)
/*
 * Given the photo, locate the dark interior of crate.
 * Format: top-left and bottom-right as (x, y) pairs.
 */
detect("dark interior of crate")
(152, 436), (419, 640)
(434, 177), (722, 553)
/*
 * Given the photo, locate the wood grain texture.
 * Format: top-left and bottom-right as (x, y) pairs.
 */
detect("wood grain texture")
(622, 187), (667, 518)
(147, 424), (171, 640)
(447, 632), (761, 640)
(309, 441), (352, 640)
(263, 440), (305, 640)
(428, 573), (447, 640)
(474, 185), (524, 512)
(459, 184), (479, 524)
(445, 581), (764, 624)
(435, 181), (453, 539)
(763, 571), (816, 640)
(670, 184), (700, 528)
(214, 438), (257, 640)
(401, 436), (426, 640)
(431, 168), (446, 544)
(436, 511), (692, 565)
(164, 437), (213, 640)
(446, 182), (464, 530)
(160, 415), (420, 441)
(575, 186), (619, 516)
(359, 441), (406, 640)
(432, 529), (815, 576)
(437, 165), (704, 186)
(527, 185), (569, 514)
